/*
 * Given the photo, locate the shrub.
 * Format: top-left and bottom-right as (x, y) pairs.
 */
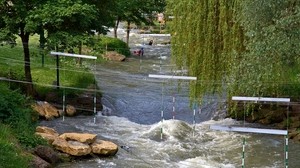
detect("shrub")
(0, 83), (46, 148)
(94, 36), (131, 57)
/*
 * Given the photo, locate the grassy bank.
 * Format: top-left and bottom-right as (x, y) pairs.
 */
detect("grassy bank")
(0, 124), (31, 167)
(0, 83), (46, 167)
(0, 34), (131, 167)
(0, 35), (98, 167)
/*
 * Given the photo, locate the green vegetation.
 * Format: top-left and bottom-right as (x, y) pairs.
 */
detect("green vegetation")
(94, 36), (131, 57)
(0, 83), (47, 167)
(167, 0), (300, 102)
(0, 124), (31, 167)
(0, 34), (101, 166)
(0, 36), (96, 98)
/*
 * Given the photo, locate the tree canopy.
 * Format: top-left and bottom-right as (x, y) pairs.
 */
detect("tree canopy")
(0, 0), (115, 96)
(167, 0), (300, 102)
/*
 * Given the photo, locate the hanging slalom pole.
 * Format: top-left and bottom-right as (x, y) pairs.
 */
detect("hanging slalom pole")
(285, 136), (289, 168)
(172, 94), (175, 119)
(284, 103), (289, 168)
(242, 137), (246, 168)
(211, 96), (290, 167)
(148, 74), (197, 140)
(160, 81), (164, 140)
(49, 51), (97, 122)
(62, 94), (65, 121)
(62, 56), (66, 121)
(93, 59), (97, 123)
(192, 101), (196, 137)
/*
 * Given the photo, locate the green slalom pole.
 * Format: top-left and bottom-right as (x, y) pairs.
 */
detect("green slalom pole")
(285, 136), (288, 168)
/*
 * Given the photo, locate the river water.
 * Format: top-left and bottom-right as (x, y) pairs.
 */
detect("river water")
(40, 31), (300, 168)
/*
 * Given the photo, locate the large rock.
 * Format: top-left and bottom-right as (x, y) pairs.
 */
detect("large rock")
(32, 101), (59, 120)
(52, 138), (91, 156)
(91, 140), (118, 156)
(103, 51), (126, 61)
(34, 145), (61, 164)
(60, 133), (97, 144)
(30, 155), (51, 168)
(36, 126), (59, 136)
(35, 132), (59, 144)
(66, 105), (76, 116)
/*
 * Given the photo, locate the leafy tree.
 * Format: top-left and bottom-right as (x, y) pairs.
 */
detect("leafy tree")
(0, 0), (44, 96)
(0, 0), (115, 96)
(167, 0), (243, 101)
(232, 0), (300, 98)
(167, 0), (300, 102)
(112, 0), (166, 43)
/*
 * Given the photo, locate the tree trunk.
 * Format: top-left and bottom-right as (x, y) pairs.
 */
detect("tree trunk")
(114, 18), (120, 38)
(20, 31), (36, 97)
(126, 21), (131, 44)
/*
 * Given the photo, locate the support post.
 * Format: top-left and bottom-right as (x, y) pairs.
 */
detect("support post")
(56, 54), (59, 89)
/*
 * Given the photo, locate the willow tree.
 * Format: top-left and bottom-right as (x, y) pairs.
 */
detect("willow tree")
(230, 0), (300, 99)
(167, 0), (244, 102)
(167, 0), (300, 102)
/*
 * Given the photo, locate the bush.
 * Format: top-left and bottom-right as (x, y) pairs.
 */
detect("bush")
(0, 83), (46, 148)
(94, 36), (131, 57)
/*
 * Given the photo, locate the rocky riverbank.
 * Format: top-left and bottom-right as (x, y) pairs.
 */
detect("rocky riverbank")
(31, 126), (118, 167)
(228, 102), (300, 142)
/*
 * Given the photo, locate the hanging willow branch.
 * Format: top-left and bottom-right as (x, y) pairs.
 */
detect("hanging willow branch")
(167, 0), (244, 102)
(167, 0), (300, 102)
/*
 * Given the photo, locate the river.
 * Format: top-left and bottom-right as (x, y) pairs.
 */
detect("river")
(40, 31), (300, 168)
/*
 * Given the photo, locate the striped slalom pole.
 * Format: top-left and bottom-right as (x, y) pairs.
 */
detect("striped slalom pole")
(242, 137), (246, 168)
(172, 96), (175, 119)
(161, 110), (164, 140)
(285, 136), (289, 168)
(192, 102), (197, 136)
(193, 108), (196, 137)
(62, 94), (65, 121)
(160, 81), (164, 140)
(93, 96), (97, 123)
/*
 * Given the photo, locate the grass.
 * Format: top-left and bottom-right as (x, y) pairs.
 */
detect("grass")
(0, 35), (98, 97)
(0, 34), (101, 167)
(0, 124), (31, 168)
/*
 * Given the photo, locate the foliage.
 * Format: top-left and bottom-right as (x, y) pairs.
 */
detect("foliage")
(0, 83), (46, 148)
(230, 0), (300, 99)
(0, 0), (115, 96)
(0, 124), (31, 168)
(167, 0), (300, 102)
(167, 0), (243, 102)
(94, 36), (131, 57)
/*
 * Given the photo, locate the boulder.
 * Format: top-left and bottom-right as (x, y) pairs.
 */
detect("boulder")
(36, 126), (59, 136)
(68, 141), (92, 156)
(66, 105), (76, 116)
(34, 145), (61, 164)
(32, 101), (59, 120)
(35, 132), (59, 144)
(30, 155), (51, 168)
(60, 133), (97, 144)
(103, 51), (126, 61)
(52, 138), (91, 156)
(91, 140), (118, 156)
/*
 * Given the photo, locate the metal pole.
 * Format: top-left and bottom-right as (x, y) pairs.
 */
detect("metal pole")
(56, 54), (59, 89)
